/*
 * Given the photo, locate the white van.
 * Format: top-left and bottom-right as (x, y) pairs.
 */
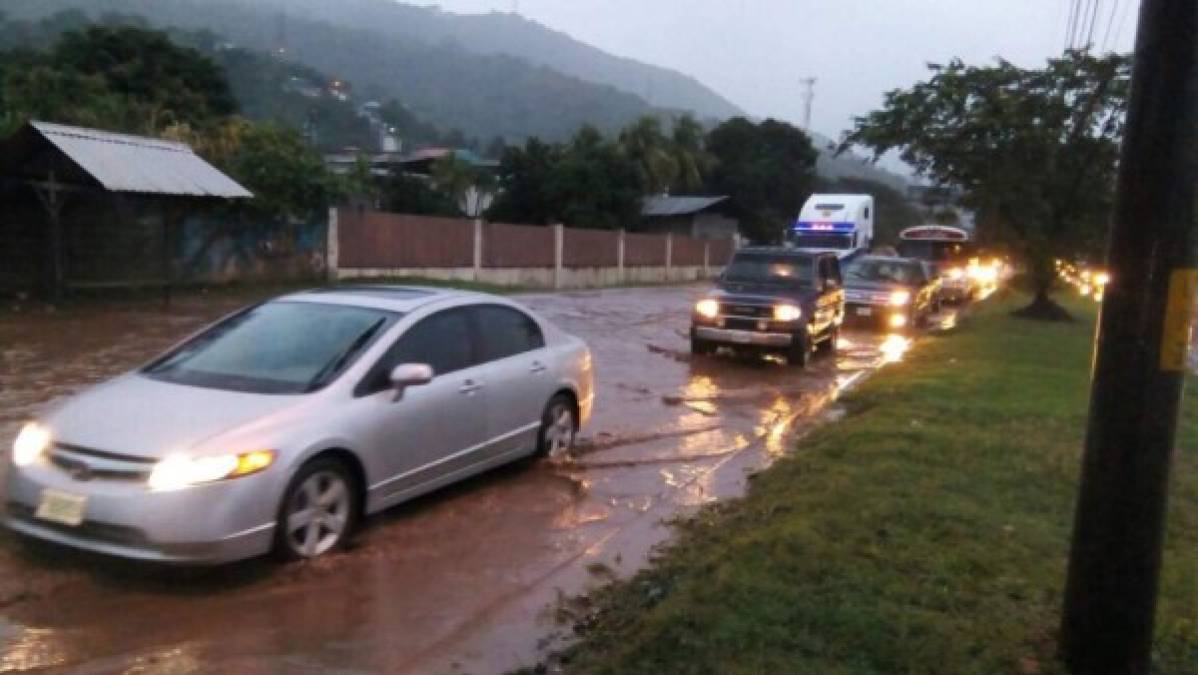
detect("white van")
(789, 194), (874, 259)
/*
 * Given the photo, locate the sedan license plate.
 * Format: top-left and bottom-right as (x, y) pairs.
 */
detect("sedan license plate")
(35, 489), (86, 527)
(856, 307), (873, 317)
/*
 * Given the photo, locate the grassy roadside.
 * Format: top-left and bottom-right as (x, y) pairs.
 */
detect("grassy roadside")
(544, 291), (1198, 674)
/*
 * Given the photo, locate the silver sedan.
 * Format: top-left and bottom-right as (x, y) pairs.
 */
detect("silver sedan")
(5, 286), (594, 563)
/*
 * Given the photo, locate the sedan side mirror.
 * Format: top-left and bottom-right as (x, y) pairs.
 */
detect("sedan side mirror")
(389, 363), (434, 401)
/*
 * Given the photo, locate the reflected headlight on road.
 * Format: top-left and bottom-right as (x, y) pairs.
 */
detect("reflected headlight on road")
(694, 298), (720, 319)
(12, 422), (51, 467)
(773, 304), (802, 322)
(888, 290), (911, 307)
(148, 450), (276, 491)
(1094, 272), (1111, 287)
(945, 268), (965, 281)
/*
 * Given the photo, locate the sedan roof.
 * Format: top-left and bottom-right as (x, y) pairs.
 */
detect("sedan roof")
(279, 285), (476, 313)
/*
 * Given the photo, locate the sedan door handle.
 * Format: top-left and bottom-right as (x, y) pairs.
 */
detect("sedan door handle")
(459, 379), (485, 394)
(530, 361), (548, 374)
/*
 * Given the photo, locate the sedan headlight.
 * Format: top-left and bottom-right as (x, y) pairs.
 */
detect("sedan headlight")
(946, 268), (965, 280)
(773, 304), (802, 322)
(888, 290), (911, 307)
(695, 298), (720, 319)
(148, 450), (276, 491)
(12, 422), (51, 467)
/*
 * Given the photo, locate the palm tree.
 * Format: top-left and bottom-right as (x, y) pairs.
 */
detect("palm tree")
(670, 114), (713, 192)
(618, 116), (679, 194)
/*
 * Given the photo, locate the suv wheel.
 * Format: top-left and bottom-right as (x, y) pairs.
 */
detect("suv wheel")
(691, 335), (715, 356)
(787, 332), (810, 367)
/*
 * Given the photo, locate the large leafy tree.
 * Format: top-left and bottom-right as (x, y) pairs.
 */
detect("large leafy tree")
(548, 125), (643, 230)
(487, 138), (561, 225)
(51, 24), (236, 130)
(703, 117), (819, 243)
(619, 116), (678, 195)
(841, 51), (1130, 317)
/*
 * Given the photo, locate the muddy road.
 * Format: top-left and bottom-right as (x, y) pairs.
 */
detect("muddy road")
(0, 285), (955, 674)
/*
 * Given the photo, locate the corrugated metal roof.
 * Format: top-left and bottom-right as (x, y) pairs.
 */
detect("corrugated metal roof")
(28, 121), (252, 198)
(641, 195), (728, 217)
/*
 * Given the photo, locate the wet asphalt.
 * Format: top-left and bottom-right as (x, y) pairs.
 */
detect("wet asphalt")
(0, 285), (956, 674)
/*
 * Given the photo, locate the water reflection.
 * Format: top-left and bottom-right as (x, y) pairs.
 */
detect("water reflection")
(878, 334), (911, 364)
(0, 626), (67, 673)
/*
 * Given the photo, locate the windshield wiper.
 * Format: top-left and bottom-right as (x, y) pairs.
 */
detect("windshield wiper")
(306, 317), (387, 391)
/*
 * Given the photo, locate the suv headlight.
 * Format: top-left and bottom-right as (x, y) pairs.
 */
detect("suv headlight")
(148, 450), (276, 491)
(773, 304), (802, 322)
(12, 422), (51, 467)
(695, 299), (720, 319)
(888, 290), (911, 307)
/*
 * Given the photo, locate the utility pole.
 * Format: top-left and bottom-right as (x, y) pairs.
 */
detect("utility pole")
(1061, 1), (1198, 673)
(799, 77), (816, 132)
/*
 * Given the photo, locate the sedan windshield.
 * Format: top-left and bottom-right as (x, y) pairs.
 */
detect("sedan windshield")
(724, 254), (813, 286)
(845, 259), (925, 285)
(144, 302), (398, 394)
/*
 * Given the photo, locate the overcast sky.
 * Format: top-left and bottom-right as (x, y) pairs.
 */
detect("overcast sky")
(429, 0), (1141, 142)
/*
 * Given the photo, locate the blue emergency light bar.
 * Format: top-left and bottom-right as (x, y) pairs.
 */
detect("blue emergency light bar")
(793, 221), (856, 232)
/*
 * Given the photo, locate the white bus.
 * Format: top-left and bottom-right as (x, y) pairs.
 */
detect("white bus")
(788, 194), (874, 260)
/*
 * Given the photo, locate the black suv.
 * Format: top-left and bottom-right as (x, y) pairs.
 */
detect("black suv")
(690, 248), (844, 366)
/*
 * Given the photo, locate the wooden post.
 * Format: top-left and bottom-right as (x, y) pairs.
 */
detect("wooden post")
(664, 232), (673, 281)
(326, 206), (340, 282)
(553, 223), (564, 289)
(473, 218), (484, 281)
(617, 229), (626, 284)
(32, 170), (65, 301)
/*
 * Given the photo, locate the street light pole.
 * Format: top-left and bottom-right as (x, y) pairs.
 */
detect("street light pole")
(1061, 0), (1198, 673)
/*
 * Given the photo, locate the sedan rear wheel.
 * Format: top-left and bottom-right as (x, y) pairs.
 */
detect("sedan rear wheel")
(538, 394), (578, 460)
(276, 460), (357, 560)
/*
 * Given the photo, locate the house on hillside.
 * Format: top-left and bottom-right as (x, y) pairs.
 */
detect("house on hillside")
(640, 195), (739, 240)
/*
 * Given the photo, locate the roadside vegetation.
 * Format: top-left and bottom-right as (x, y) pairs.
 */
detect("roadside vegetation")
(541, 291), (1198, 674)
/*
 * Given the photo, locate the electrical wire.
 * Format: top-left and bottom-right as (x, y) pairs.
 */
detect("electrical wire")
(1083, 0), (1102, 50)
(1101, 0), (1120, 52)
(1064, 0), (1081, 51)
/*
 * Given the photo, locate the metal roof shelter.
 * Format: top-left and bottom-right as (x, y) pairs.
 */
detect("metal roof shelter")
(0, 121), (252, 301)
(641, 195), (728, 217)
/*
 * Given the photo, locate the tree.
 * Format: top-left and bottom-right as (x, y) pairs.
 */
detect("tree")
(222, 122), (340, 220)
(669, 114), (712, 192)
(703, 117), (819, 243)
(52, 24), (237, 130)
(487, 137), (562, 225)
(379, 174), (460, 217)
(841, 51), (1131, 318)
(618, 116), (678, 194)
(547, 125), (643, 230)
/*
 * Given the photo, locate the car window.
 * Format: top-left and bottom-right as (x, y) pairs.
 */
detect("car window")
(471, 305), (545, 363)
(359, 308), (476, 395)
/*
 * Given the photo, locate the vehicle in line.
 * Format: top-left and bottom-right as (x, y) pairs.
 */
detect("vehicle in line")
(691, 248), (844, 366)
(842, 255), (940, 332)
(787, 194), (875, 260)
(6, 286), (594, 564)
(897, 225), (978, 303)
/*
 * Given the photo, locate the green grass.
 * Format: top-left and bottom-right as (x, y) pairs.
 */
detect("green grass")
(547, 290), (1198, 674)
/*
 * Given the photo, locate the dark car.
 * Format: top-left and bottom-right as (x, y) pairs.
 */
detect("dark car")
(842, 255), (939, 332)
(690, 248), (844, 366)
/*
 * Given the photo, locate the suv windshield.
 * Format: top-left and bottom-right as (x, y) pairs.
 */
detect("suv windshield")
(144, 301), (398, 394)
(724, 253), (814, 286)
(845, 258), (925, 285)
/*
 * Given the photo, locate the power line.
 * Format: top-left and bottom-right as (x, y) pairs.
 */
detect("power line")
(1112, 0), (1135, 49)
(1065, 0), (1082, 50)
(1083, 0), (1103, 49)
(1101, 0), (1120, 52)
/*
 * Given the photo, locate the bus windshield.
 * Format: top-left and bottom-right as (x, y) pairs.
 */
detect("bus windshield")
(897, 240), (973, 263)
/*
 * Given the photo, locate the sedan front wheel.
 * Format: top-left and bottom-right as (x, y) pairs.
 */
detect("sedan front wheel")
(275, 459), (358, 560)
(538, 394), (578, 460)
